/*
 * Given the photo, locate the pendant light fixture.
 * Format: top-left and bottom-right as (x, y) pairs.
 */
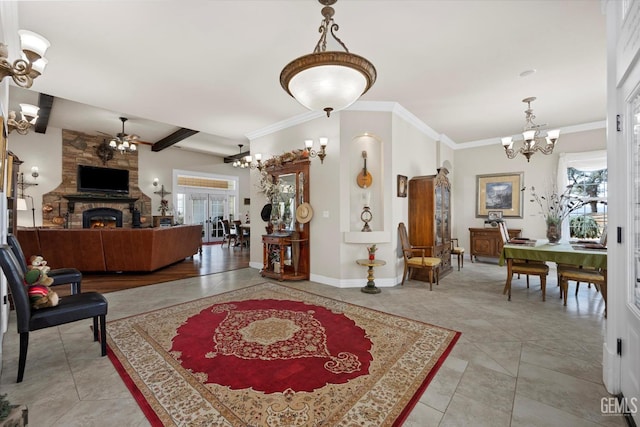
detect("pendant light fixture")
(501, 97), (560, 162)
(280, 0), (376, 117)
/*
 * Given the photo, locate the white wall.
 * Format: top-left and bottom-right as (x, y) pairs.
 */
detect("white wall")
(249, 108), (443, 287)
(452, 127), (606, 252)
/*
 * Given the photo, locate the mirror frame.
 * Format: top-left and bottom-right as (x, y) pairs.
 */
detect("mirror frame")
(265, 159), (310, 233)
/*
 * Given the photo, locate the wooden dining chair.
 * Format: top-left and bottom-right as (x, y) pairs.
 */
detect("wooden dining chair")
(557, 265), (607, 317)
(233, 220), (249, 249)
(450, 238), (465, 271)
(558, 227), (608, 294)
(398, 222), (441, 290)
(499, 222), (550, 301)
(220, 219), (237, 248)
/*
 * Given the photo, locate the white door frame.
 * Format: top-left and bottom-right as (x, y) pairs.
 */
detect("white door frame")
(603, 1), (640, 423)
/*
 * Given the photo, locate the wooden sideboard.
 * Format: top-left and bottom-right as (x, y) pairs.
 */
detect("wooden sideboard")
(469, 227), (521, 261)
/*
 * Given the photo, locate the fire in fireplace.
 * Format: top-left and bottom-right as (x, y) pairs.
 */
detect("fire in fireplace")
(83, 208), (123, 229)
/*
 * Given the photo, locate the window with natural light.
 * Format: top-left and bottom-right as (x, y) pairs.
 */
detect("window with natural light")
(566, 167), (607, 239)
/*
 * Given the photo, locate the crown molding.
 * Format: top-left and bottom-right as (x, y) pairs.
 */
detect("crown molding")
(456, 120), (606, 150)
(246, 101), (603, 152)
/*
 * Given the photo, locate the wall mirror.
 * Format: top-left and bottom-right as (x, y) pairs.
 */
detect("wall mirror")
(267, 160), (310, 232)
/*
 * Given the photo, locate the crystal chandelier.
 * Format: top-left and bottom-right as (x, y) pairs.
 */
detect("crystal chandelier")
(280, 0), (376, 117)
(501, 97), (560, 162)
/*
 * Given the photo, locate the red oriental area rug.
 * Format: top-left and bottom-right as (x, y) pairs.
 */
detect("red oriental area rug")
(106, 282), (460, 426)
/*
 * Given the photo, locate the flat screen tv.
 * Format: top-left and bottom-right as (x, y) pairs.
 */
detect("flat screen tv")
(77, 165), (129, 194)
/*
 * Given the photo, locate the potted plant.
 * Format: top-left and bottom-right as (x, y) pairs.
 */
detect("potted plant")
(367, 244), (378, 261)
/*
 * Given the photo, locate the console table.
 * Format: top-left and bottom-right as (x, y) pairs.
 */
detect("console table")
(469, 227), (521, 261)
(261, 233), (309, 281)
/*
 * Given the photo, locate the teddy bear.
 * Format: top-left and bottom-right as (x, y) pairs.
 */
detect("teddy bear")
(24, 268), (59, 310)
(28, 255), (51, 276)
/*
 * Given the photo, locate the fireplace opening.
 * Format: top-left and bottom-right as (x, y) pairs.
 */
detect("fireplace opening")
(83, 208), (123, 228)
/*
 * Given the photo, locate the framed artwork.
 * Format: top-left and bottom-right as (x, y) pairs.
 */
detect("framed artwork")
(0, 116), (6, 193)
(397, 175), (407, 197)
(476, 172), (523, 218)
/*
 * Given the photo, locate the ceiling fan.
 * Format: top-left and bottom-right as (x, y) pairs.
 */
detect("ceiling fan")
(95, 117), (139, 165)
(98, 117), (139, 154)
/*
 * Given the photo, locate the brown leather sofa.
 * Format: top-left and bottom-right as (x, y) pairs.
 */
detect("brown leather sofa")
(16, 225), (202, 272)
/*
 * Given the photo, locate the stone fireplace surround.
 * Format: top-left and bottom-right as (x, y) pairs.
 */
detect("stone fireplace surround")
(42, 129), (152, 228)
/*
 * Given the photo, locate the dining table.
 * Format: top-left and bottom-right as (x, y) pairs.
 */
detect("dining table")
(499, 240), (607, 311)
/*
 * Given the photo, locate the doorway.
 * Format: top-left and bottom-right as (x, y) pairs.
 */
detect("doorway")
(188, 193), (228, 244)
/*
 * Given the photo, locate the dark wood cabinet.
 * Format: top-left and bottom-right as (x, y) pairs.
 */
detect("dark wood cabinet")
(469, 227), (521, 260)
(408, 168), (452, 278)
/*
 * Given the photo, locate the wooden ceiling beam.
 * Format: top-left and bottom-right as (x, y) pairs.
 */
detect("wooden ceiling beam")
(34, 93), (54, 134)
(151, 128), (199, 152)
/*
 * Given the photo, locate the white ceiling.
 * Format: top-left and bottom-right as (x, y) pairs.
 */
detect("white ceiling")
(1, 0), (606, 158)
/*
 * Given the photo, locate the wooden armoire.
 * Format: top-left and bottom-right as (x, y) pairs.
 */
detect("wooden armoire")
(408, 168), (452, 278)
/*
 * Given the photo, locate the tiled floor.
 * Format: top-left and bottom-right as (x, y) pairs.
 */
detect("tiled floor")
(0, 260), (626, 426)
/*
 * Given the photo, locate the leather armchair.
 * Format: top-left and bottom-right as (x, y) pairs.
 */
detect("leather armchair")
(8, 233), (83, 294)
(0, 245), (108, 383)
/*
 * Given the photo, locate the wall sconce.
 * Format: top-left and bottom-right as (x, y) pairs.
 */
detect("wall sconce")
(7, 104), (40, 134)
(31, 166), (39, 179)
(153, 178), (159, 187)
(0, 30), (50, 88)
(304, 137), (328, 164)
(248, 153), (263, 171)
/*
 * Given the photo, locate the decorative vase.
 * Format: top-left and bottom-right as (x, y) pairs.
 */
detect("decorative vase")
(546, 220), (562, 244)
(368, 253), (375, 261)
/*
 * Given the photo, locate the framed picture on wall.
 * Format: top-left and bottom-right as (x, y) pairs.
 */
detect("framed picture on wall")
(476, 172), (523, 218)
(397, 175), (407, 197)
(0, 117), (7, 193)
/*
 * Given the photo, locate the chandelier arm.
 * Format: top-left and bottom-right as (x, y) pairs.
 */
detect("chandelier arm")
(0, 57), (34, 88)
(8, 119), (31, 135)
(315, 23), (328, 53)
(532, 140), (556, 156)
(503, 147), (519, 160)
(329, 23), (349, 52)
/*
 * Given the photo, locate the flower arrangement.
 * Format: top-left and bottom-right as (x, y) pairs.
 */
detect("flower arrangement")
(367, 244), (378, 260)
(257, 169), (282, 203)
(528, 184), (586, 225)
(158, 199), (170, 216)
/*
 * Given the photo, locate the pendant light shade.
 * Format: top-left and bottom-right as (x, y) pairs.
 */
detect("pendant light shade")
(280, 0), (376, 117)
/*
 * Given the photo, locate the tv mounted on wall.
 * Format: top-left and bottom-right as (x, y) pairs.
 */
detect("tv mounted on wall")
(77, 165), (129, 194)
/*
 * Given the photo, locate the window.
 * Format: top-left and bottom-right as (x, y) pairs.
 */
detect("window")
(557, 150), (607, 240)
(567, 167), (607, 239)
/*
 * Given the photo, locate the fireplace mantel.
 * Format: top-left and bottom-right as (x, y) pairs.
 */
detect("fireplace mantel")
(63, 194), (139, 213)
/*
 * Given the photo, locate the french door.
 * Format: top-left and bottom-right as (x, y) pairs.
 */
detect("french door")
(187, 193), (228, 244)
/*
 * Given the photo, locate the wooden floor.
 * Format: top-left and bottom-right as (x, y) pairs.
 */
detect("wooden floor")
(56, 243), (251, 296)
